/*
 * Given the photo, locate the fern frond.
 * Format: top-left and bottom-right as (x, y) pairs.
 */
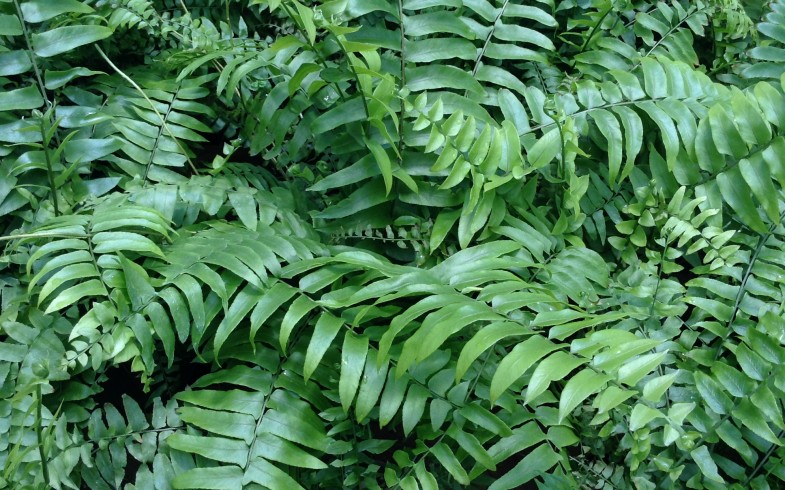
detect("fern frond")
(743, 0), (785, 79)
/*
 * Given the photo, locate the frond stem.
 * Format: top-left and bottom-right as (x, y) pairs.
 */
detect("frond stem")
(469, 0), (510, 79)
(143, 81), (181, 184)
(576, 6), (613, 58)
(330, 34), (371, 122)
(35, 384), (50, 486)
(279, 1), (348, 103)
(12, 0), (52, 114)
(397, 0), (406, 164)
(743, 428), (785, 486)
(94, 46), (200, 176)
(39, 118), (60, 216)
(713, 217), (779, 360)
(638, 6), (706, 63)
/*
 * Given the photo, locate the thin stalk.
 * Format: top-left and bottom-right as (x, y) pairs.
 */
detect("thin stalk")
(94, 46), (199, 176)
(14, 0), (63, 213)
(713, 224), (773, 361)
(331, 35), (371, 121)
(398, 0), (405, 87)
(465, 348), (492, 402)
(638, 7), (706, 64)
(574, 7), (613, 61)
(225, 0), (232, 36)
(0, 232), (88, 242)
(466, 0), (510, 97)
(525, 98), (663, 137)
(668, 401), (743, 482)
(553, 116), (566, 180)
(143, 84), (178, 184)
(280, 1), (347, 102)
(743, 429), (785, 486)
(644, 244), (671, 410)
(39, 119), (60, 216)
(647, 245), (668, 318)
(12, 0), (51, 113)
(397, 0), (406, 163)
(35, 384), (50, 486)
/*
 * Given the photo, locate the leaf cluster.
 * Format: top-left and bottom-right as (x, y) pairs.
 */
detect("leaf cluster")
(2, 0), (785, 489)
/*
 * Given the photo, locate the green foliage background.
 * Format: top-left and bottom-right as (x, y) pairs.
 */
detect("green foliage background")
(1, 0), (785, 488)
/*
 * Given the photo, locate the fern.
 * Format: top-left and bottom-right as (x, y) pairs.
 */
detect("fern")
(743, 0), (785, 80)
(3, 0), (785, 488)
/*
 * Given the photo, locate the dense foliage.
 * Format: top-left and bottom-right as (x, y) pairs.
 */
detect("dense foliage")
(2, 0), (785, 488)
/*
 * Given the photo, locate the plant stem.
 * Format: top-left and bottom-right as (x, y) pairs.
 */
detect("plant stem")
(14, 0), (62, 214)
(398, 0), (406, 163)
(40, 119), (60, 216)
(713, 223), (774, 360)
(35, 384), (50, 486)
(575, 7), (612, 59)
(12, 0), (50, 113)
(94, 46), (199, 176)
(743, 428), (785, 486)
(470, 0), (510, 78)
(280, 1), (348, 102)
(0, 232), (88, 242)
(330, 34), (371, 121)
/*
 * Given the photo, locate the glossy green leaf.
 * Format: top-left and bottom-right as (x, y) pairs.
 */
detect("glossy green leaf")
(558, 369), (611, 422)
(365, 137), (393, 194)
(33, 26), (114, 57)
(526, 128), (560, 170)
(303, 313), (343, 382)
(618, 351), (668, 386)
(311, 97), (366, 134)
(0, 50), (32, 76)
(407, 66), (484, 93)
(0, 14), (22, 36)
(214, 285), (264, 359)
(38, 262), (98, 305)
(407, 38), (476, 62)
(44, 279), (107, 313)
(167, 434), (248, 466)
(592, 109), (622, 186)
(487, 444), (560, 490)
(339, 332), (369, 413)
(460, 403), (512, 436)
(279, 295), (318, 353)
(252, 433), (327, 470)
(355, 350), (389, 422)
(739, 158), (780, 223)
(490, 335), (560, 403)
(172, 466), (243, 489)
(0, 85), (43, 112)
(642, 371), (679, 402)
(248, 282), (297, 345)
(431, 442), (470, 485)
(456, 322), (526, 381)
(733, 398), (782, 445)
(717, 167), (768, 233)
(21, 0), (93, 22)
(629, 403), (663, 431)
(314, 180), (391, 219)
(379, 371), (409, 427)
(92, 231), (164, 257)
(695, 371), (733, 415)
(176, 389), (265, 416)
(638, 101), (679, 169)
(690, 445), (725, 484)
(402, 384), (428, 435)
(525, 352), (586, 404)
(708, 104), (748, 160)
